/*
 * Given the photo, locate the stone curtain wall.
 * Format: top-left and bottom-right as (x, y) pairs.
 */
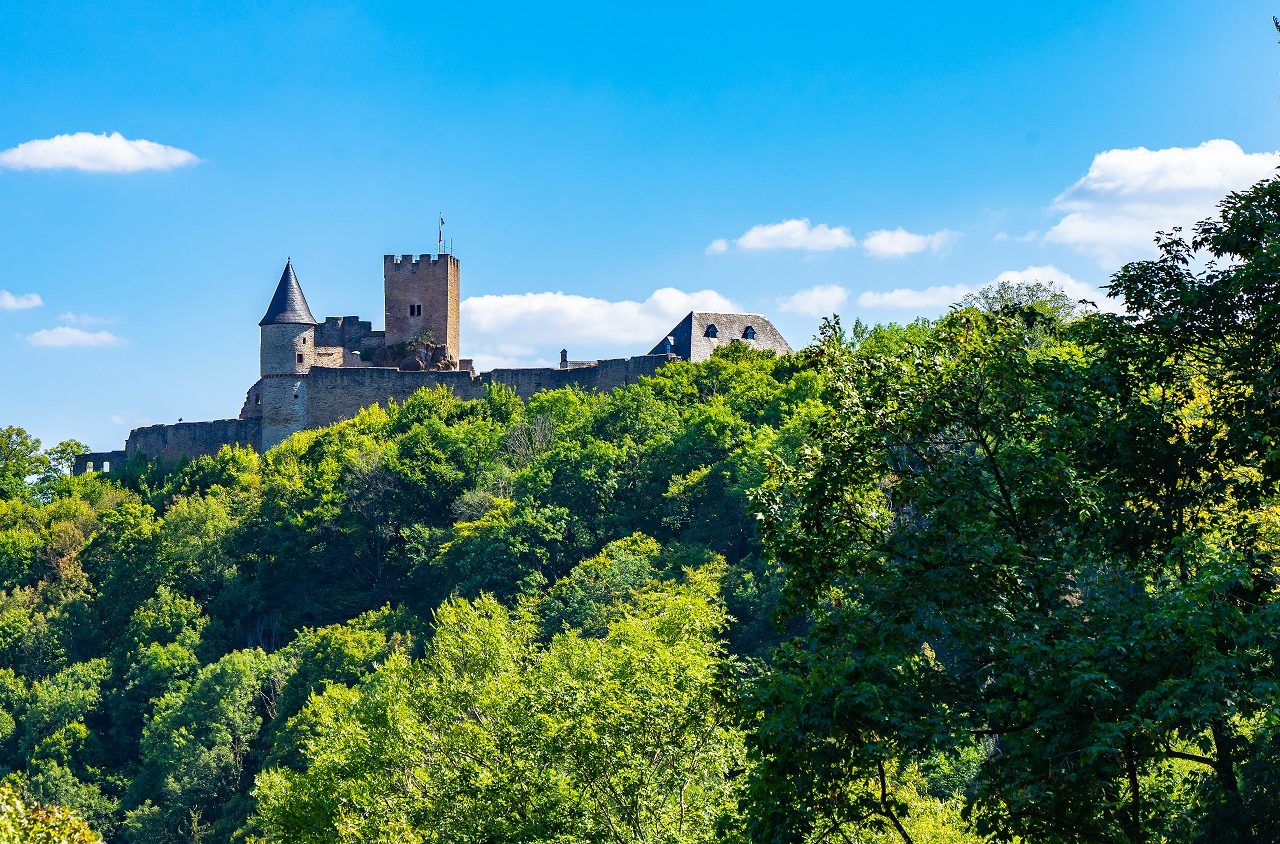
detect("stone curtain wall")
(125, 418), (261, 463)
(78, 355), (674, 471)
(302, 355), (672, 430)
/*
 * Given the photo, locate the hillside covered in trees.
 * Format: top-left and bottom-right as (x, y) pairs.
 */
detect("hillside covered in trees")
(3, 177), (1280, 843)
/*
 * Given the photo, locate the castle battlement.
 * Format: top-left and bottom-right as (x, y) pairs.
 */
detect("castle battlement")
(385, 253), (456, 270)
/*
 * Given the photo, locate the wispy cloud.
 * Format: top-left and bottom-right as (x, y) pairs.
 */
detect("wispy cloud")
(27, 326), (123, 347)
(1045, 139), (1279, 266)
(0, 290), (42, 310)
(462, 286), (738, 369)
(994, 230), (1040, 243)
(777, 284), (849, 317)
(0, 131), (200, 172)
(57, 312), (116, 326)
(718, 218), (857, 252)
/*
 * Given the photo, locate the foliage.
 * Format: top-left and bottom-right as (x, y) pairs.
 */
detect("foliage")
(251, 567), (744, 844)
(748, 176), (1280, 844)
(0, 783), (100, 844)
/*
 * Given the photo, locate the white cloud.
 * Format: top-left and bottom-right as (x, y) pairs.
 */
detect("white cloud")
(711, 219), (966, 257)
(0, 290), (42, 310)
(862, 227), (960, 259)
(462, 286), (739, 367)
(859, 283), (977, 310)
(778, 284), (849, 317)
(857, 265), (1123, 315)
(1045, 139), (1279, 266)
(0, 131), (199, 172)
(733, 218), (856, 251)
(26, 326), (123, 347)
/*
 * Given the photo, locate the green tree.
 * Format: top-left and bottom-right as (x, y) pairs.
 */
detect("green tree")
(125, 649), (284, 844)
(252, 568), (745, 844)
(751, 174), (1280, 844)
(0, 428), (48, 504)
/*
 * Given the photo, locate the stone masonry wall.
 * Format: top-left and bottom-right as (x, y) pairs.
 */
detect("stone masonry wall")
(260, 322), (314, 377)
(76, 355), (675, 472)
(383, 254), (460, 360)
(73, 450), (127, 475)
(302, 355), (673, 430)
(124, 418), (261, 463)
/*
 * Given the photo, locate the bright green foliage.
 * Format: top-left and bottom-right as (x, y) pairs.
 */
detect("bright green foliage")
(0, 428), (50, 504)
(251, 567), (744, 844)
(537, 532), (663, 635)
(0, 783), (100, 843)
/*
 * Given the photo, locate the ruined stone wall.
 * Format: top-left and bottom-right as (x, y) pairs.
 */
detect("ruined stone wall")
(478, 354), (672, 395)
(238, 379), (264, 420)
(124, 418), (261, 464)
(313, 346), (345, 367)
(315, 316), (385, 364)
(73, 450), (127, 475)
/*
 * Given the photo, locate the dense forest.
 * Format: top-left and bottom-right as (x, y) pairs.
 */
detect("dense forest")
(3, 176), (1280, 843)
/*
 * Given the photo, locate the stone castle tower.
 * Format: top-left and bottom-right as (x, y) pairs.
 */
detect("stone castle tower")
(383, 253), (460, 361)
(259, 260), (318, 449)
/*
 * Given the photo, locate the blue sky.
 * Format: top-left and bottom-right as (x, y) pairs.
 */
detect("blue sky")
(2, 2), (1279, 451)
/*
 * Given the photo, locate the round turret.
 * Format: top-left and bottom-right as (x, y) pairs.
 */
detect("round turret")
(259, 260), (318, 377)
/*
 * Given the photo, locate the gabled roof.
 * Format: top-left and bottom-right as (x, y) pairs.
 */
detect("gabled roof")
(649, 311), (792, 362)
(259, 260), (317, 327)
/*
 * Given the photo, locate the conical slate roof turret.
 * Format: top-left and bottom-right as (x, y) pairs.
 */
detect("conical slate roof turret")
(259, 260), (317, 326)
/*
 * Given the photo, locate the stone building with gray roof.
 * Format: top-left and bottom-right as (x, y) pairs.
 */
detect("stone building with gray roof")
(74, 253), (792, 474)
(649, 311), (791, 362)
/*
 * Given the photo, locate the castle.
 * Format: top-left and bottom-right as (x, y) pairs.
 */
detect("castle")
(75, 252), (791, 473)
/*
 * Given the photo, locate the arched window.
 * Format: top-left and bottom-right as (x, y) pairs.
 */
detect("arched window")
(742, 326), (756, 340)
(704, 324), (718, 338)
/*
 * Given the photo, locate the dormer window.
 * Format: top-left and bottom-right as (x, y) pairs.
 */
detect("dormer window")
(742, 326), (756, 340)
(704, 324), (718, 339)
